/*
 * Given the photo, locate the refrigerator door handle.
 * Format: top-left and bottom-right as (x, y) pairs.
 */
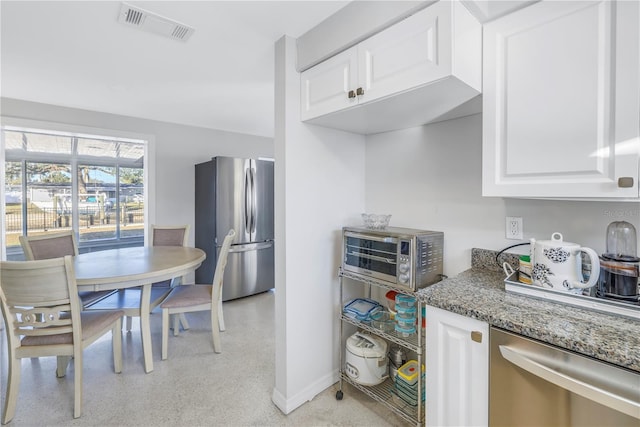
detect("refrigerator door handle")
(244, 166), (251, 232)
(250, 166), (257, 234)
(227, 241), (274, 253)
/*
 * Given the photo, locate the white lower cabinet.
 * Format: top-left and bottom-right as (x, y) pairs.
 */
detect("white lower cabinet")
(426, 306), (489, 427)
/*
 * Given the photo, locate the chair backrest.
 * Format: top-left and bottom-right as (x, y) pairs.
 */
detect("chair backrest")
(150, 224), (190, 247)
(211, 229), (236, 300)
(19, 230), (79, 260)
(0, 256), (81, 351)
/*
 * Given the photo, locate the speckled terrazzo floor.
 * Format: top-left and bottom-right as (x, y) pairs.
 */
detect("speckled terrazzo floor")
(419, 249), (640, 373)
(0, 290), (405, 426)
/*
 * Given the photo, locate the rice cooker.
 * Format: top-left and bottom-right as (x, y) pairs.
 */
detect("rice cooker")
(345, 333), (388, 386)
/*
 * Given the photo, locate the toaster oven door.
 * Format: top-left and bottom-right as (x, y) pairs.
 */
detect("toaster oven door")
(343, 233), (399, 283)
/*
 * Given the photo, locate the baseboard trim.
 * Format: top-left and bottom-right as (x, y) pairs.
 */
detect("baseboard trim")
(271, 369), (340, 414)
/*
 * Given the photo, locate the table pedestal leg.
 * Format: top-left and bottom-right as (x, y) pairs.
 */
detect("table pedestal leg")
(140, 283), (154, 373)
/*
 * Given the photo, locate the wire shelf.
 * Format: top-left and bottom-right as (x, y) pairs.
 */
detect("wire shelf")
(340, 373), (424, 426)
(341, 314), (422, 353)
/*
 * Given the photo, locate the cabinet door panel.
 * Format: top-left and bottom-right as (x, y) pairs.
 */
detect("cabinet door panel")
(358, 2), (450, 104)
(483, 0), (639, 198)
(504, 3), (604, 176)
(426, 306), (488, 427)
(300, 47), (358, 121)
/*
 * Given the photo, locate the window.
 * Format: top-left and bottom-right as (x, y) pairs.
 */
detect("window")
(3, 125), (147, 258)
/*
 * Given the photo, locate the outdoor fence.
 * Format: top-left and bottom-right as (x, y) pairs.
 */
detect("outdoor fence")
(5, 206), (144, 232)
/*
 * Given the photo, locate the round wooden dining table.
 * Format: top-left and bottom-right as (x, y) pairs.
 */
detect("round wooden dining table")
(73, 246), (206, 373)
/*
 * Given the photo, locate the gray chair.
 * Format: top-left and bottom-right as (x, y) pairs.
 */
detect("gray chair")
(19, 231), (115, 308)
(0, 256), (123, 424)
(160, 229), (235, 359)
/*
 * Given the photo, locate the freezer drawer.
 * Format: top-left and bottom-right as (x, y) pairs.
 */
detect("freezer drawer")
(220, 241), (274, 301)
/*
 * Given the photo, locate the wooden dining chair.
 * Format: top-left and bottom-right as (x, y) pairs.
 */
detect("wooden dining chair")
(19, 231), (116, 308)
(0, 256), (123, 424)
(160, 229), (235, 360)
(88, 224), (190, 331)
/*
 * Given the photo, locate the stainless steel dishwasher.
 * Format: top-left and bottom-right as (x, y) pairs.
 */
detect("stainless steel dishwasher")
(490, 327), (640, 426)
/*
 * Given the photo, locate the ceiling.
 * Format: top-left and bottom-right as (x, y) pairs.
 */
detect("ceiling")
(0, 1), (349, 138)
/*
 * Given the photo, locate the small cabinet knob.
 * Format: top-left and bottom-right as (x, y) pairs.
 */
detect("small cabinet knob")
(348, 90), (356, 99)
(356, 87), (364, 96)
(471, 331), (483, 343)
(618, 177), (634, 188)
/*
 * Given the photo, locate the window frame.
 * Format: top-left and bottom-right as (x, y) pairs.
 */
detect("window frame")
(1, 116), (156, 260)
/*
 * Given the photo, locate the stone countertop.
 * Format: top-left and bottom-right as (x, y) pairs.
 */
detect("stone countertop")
(417, 249), (640, 373)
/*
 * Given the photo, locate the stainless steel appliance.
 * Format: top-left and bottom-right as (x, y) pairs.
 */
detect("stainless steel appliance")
(195, 157), (274, 301)
(342, 226), (443, 291)
(598, 221), (640, 304)
(490, 327), (640, 426)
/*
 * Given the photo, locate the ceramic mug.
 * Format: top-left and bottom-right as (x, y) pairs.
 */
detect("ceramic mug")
(530, 232), (600, 293)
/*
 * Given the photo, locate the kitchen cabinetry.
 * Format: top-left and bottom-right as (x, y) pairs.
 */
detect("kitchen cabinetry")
(482, 0), (640, 199)
(337, 269), (424, 426)
(426, 305), (488, 427)
(300, 0), (481, 135)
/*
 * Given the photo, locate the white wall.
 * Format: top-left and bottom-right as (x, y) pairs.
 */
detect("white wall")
(272, 36), (366, 414)
(365, 114), (640, 276)
(1, 97), (273, 249)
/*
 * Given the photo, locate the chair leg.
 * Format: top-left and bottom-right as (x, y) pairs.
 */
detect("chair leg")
(218, 298), (225, 332)
(56, 356), (71, 378)
(211, 282), (222, 353)
(170, 314), (189, 335)
(172, 314), (180, 337)
(179, 313), (190, 331)
(73, 350), (82, 419)
(125, 316), (133, 332)
(2, 355), (21, 424)
(162, 308), (170, 360)
(112, 318), (123, 374)
(211, 307), (222, 354)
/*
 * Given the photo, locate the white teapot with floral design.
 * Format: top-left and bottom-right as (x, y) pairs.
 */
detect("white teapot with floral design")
(530, 232), (600, 292)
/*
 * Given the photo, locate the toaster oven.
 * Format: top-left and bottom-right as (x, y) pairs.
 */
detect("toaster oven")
(342, 226), (444, 291)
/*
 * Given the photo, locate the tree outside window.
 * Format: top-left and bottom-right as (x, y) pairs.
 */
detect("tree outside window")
(3, 128), (146, 258)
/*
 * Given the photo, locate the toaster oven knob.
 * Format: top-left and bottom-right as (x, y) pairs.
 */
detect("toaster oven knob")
(398, 263), (409, 274)
(399, 273), (409, 284)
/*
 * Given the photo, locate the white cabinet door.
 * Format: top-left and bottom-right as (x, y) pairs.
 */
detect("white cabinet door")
(300, 1), (482, 133)
(357, 1), (448, 105)
(426, 306), (488, 427)
(482, 0), (640, 199)
(301, 5), (445, 121)
(300, 46), (358, 121)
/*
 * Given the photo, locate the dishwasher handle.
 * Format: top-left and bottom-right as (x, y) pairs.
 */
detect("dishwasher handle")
(499, 345), (640, 420)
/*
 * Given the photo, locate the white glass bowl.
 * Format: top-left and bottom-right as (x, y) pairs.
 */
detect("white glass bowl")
(362, 213), (391, 230)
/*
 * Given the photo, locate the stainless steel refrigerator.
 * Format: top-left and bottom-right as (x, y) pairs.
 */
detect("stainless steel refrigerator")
(195, 156), (274, 301)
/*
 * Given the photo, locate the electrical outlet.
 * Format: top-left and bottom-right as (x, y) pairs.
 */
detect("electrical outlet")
(506, 217), (523, 240)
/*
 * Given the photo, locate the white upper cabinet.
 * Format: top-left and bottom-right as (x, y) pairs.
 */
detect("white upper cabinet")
(299, 46), (358, 121)
(482, 0), (640, 199)
(356, 4), (448, 106)
(300, 1), (482, 135)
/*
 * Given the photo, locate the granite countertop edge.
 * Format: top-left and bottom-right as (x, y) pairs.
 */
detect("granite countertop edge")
(417, 249), (640, 373)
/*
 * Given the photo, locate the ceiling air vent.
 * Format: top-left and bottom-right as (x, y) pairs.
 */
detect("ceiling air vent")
(118, 2), (195, 42)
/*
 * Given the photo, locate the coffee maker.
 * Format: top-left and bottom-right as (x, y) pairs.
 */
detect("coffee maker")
(597, 221), (640, 304)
